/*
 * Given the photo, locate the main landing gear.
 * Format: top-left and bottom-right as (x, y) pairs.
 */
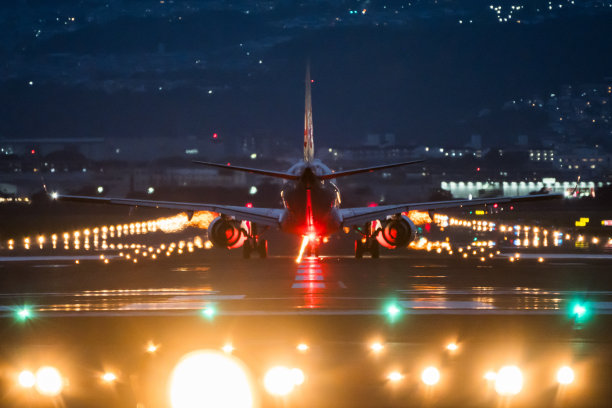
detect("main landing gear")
(243, 237), (268, 259)
(354, 238), (379, 259)
(242, 224), (268, 259)
(354, 223), (380, 259)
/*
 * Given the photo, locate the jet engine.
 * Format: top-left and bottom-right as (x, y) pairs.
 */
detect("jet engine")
(375, 215), (417, 249)
(208, 217), (248, 249)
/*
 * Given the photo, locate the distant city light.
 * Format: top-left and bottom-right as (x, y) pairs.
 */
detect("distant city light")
(446, 342), (458, 351)
(297, 343), (309, 352)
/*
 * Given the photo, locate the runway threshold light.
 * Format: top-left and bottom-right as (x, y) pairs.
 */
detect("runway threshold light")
(146, 342), (159, 353)
(556, 366), (575, 385)
(421, 366), (440, 386)
(18, 370), (36, 388)
(170, 351), (253, 408)
(370, 342), (384, 353)
(387, 371), (404, 382)
(446, 342), (458, 352)
(494, 366), (523, 396)
(102, 372), (117, 383)
(264, 366), (305, 396)
(35, 366), (63, 397)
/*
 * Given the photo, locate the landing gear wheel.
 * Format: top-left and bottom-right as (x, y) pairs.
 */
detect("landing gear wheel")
(242, 240), (253, 259)
(369, 240), (380, 259)
(257, 239), (268, 258)
(355, 240), (364, 259)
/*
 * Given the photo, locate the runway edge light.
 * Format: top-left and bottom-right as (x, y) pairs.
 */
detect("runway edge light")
(384, 301), (402, 322)
(202, 305), (216, 319)
(15, 306), (34, 321)
(569, 300), (591, 323)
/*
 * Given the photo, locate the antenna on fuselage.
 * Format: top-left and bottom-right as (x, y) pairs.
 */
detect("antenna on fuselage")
(304, 63), (314, 163)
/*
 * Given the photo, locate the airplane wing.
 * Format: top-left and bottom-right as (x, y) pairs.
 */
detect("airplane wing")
(54, 194), (285, 227)
(339, 192), (564, 226)
(192, 161), (299, 180)
(319, 160), (424, 180)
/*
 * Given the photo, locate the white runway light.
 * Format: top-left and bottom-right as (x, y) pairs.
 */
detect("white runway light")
(495, 365), (523, 396)
(35, 366), (63, 396)
(421, 366), (440, 386)
(264, 366), (305, 396)
(556, 366), (575, 385)
(18, 370), (36, 388)
(169, 350), (253, 408)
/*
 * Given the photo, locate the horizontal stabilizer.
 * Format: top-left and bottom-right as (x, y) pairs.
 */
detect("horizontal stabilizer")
(193, 161), (299, 180)
(319, 160), (424, 180)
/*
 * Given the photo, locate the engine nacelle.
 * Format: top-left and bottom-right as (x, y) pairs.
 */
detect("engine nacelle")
(208, 217), (248, 249)
(375, 215), (417, 249)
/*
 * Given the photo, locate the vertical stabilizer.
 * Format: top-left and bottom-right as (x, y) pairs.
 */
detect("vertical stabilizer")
(304, 64), (314, 162)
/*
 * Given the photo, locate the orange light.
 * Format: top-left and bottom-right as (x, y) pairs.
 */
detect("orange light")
(296, 235), (310, 263)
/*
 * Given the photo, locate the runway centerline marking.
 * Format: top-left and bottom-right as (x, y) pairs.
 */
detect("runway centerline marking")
(292, 256), (326, 289)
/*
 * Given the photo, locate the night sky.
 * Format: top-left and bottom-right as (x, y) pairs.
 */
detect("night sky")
(1, 1), (612, 147)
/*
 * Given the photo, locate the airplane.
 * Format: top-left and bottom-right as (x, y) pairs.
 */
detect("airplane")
(53, 67), (563, 259)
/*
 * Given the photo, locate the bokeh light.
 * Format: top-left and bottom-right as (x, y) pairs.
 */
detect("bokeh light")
(495, 365), (523, 396)
(421, 366), (440, 386)
(35, 366), (63, 397)
(169, 350), (253, 408)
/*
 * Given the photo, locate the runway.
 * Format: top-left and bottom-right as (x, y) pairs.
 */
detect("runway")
(1, 227), (611, 407)
(1, 252), (611, 317)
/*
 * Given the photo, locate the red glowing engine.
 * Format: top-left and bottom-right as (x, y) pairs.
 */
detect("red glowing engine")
(208, 217), (248, 249)
(375, 215), (417, 249)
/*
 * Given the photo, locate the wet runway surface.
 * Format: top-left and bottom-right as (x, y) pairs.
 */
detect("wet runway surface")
(0, 251), (611, 317)
(1, 243), (612, 407)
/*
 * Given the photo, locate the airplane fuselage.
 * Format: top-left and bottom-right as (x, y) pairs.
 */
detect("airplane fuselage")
(279, 162), (342, 236)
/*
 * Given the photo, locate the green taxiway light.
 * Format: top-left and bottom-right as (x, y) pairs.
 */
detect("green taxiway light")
(385, 302), (402, 321)
(573, 304), (586, 318)
(570, 301), (591, 323)
(202, 306), (216, 319)
(16, 307), (33, 321)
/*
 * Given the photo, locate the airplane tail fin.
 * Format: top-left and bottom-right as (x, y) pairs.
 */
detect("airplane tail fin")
(304, 64), (314, 163)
